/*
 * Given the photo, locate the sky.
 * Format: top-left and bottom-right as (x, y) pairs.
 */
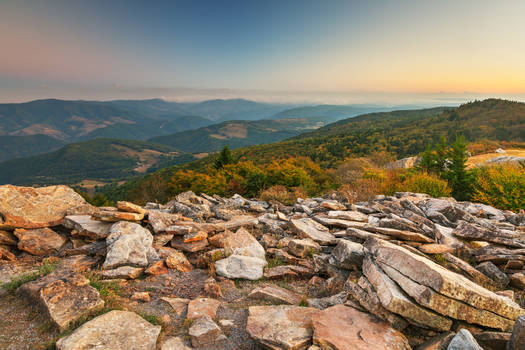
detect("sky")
(1, 0), (525, 104)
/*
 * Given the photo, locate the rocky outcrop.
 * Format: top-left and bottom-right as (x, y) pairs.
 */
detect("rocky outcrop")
(55, 310), (161, 350)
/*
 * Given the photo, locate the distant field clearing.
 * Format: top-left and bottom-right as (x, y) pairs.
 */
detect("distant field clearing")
(467, 148), (525, 168)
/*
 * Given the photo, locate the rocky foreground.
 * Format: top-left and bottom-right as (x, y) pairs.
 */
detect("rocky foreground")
(1, 185), (525, 349)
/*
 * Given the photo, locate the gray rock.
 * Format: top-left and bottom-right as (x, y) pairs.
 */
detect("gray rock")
(290, 218), (336, 245)
(161, 337), (191, 350)
(215, 254), (267, 280)
(103, 221), (158, 270)
(189, 315), (227, 347)
(476, 261), (510, 286)
(63, 215), (112, 240)
(447, 329), (483, 350)
(328, 239), (364, 270)
(508, 315), (525, 350)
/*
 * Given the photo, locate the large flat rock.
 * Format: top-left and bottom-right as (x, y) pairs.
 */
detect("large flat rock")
(215, 254), (267, 280)
(290, 218), (336, 245)
(364, 237), (525, 321)
(246, 305), (319, 350)
(14, 227), (66, 255)
(222, 227), (266, 260)
(63, 215), (112, 240)
(55, 310), (161, 350)
(312, 305), (411, 350)
(0, 185), (91, 229)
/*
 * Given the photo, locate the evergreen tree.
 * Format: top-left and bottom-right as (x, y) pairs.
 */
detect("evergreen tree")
(434, 136), (448, 176)
(445, 135), (473, 200)
(214, 146), (235, 169)
(418, 144), (435, 173)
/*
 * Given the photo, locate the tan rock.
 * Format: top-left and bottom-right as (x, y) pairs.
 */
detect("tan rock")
(117, 201), (146, 215)
(189, 315), (226, 347)
(364, 225), (434, 243)
(63, 215), (112, 240)
(92, 210), (144, 222)
(161, 297), (190, 316)
(145, 260), (168, 275)
(0, 185), (90, 229)
(165, 250), (192, 272)
(102, 266), (144, 279)
(248, 285), (303, 305)
(510, 273), (525, 290)
(365, 237), (525, 320)
(55, 310), (161, 350)
(246, 305), (319, 350)
(14, 228), (66, 256)
(288, 239), (321, 258)
(161, 337), (191, 350)
(187, 297), (221, 320)
(147, 211), (182, 234)
(314, 216), (368, 229)
(312, 305), (411, 350)
(327, 210), (368, 222)
(0, 245), (15, 261)
(171, 236), (208, 252)
(183, 230), (208, 243)
(379, 262), (515, 331)
(419, 243), (455, 255)
(363, 256), (452, 331)
(0, 230), (17, 245)
(131, 292), (151, 302)
(222, 227), (266, 259)
(264, 265), (314, 280)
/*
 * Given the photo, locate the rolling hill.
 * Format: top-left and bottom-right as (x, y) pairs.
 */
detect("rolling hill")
(0, 138), (194, 186)
(0, 134), (65, 162)
(148, 117), (326, 153)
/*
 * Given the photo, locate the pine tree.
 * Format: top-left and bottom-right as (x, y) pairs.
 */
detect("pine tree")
(418, 144), (435, 173)
(214, 146), (235, 169)
(445, 135), (473, 201)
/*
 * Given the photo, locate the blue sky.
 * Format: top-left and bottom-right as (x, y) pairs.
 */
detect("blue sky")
(1, 0), (525, 103)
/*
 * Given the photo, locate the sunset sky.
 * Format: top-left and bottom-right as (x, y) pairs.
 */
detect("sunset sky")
(1, 0), (525, 103)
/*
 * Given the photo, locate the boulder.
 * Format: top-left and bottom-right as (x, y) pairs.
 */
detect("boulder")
(161, 337), (191, 350)
(246, 305), (319, 350)
(327, 210), (368, 222)
(55, 310), (161, 350)
(171, 236), (208, 252)
(102, 266), (144, 279)
(17, 269), (104, 331)
(147, 211), (182, 234)
(364, 225), (434, 243)
(0, 185), (90, 229)
(507, 315), (525, 350)
(447, 329), (483, 350)
(215, 254), (267, 280)
(473, 331), (510, 350)
(290, 218), (336, 245)
(248, 285), (303, 305)
(328, 240), (364, 270)
(288, 239), (321, 258)
(510, 273), (525, 290)
(222, 227), (266, 260)
(63, 215), (112, 240)
(419, 243), (455, 255)
(165, 250), (192, 272)
(0, 230), (17, 246)
(189, 315), (227, 347)
(312, 305), (411, 350)
(308, 292), (348, 309)
(364, 237), (524, 321)
(14, 228), (66, 255)
(103, 221), (157, 270)
(453, 221), (525, 248)
(476, 261), (510, 287)
(183, 230), (207, 243)
(161, 297), (190, 316)
(92, 210), (144, 222)
(117, 201), (146, 215)
(362, 256), (453, 331)
(187, 297), (221, 320)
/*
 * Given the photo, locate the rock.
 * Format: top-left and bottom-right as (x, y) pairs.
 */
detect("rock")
(453, 221), (525, 248)
(92, 210), (144, 222)
(415, 332), (456, 350)
(0, 230), (17, 245)
(447, 329), (483, 350)
(187, 297), (221, 320)
(17, 269), (104, 331)
(102, 266), (143, 279)
(507, 315), (525, 350)
(444, 253), (499, 290)
(308, 292), (348, 309)
(117, 201), (146, 215)
(362, 256), (453, 331)
(131, 291), (151, 302)
(364, 225), (434, 243)
(419, 243), (455, 255)
(328, 240), (364, 270)
(183, 230), (208, 243)
(264, 265), (314, 280)
(314, 216), (368, 229)
(0, 245), (15, 261)
(327, 210), (368, 222)
(476, 261), (510, 286)
(63, 215), (112, 240)
(55, 310), (161, 350)
(288, 238), (321, 258)
(165, 250), (192, 272)
(14, 228), (66, 255)
(204, 276), (222, 298)
(103, 221), (157, 270)
(321, 201), (346, 210)
(171, 236), (208, 252)
(153, 233), (174, 248)
(189, 315), (227, 347)
(145, 260), (169, 275)
(215, 254), (267, 280)
(0, 185), (91, 229)
(209, 215), (259, 232)
(147, 211), (182, 234)
(364, 237), (524, 321)
(473, 331), (510, 350)
(221, 227), (266, 260)
(290, 218), (336, 245)
(510, 273), (525, 290)
(161, 297), (190, 316)
(246, 305), (319, 350)
(378, 261), (515, 331)
(312, 305), (411, 350)
(249, 285), (303, 305)
(161, 337), (191, 350)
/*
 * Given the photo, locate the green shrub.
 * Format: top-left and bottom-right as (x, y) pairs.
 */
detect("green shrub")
(402, 172), (452, 198)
